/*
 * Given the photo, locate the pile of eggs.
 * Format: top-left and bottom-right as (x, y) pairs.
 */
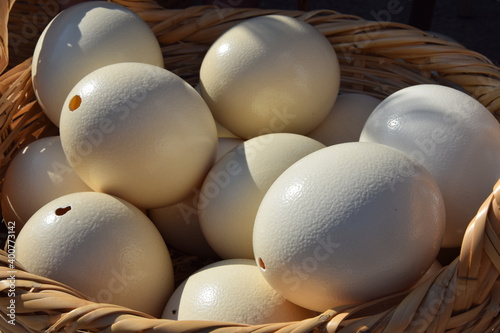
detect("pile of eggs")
(3, 1), (500, 323)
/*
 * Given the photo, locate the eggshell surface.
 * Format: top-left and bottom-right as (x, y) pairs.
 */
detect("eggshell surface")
(253, 142), (445, 312)
(1, 136), (92, 229)
(200, 15), (340, 139)
(14, 191), (174, 317)
(359, 84), (500, 247)
(162, 259), (316, 324)
(59, 62), (217, 209)
(198, 133), (325, 259)
(307, 93), (381, 145)
(32, 1), (164, 126)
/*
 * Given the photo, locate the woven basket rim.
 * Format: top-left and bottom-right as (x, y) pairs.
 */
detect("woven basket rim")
(1, 1), (500, 332)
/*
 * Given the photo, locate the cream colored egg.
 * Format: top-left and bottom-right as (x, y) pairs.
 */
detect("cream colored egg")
(307, 93), (381, 145)
(253, 142), (445, 312)
(0, 136), (92, 229)
(196, 84), (241, 139)
(59, 62), (217, 209)
(32, 1), (163, 126)
(162, 259), (316, 324)
(198, 133), (325, 259)
(359, 84), (500, 248)
(199, 15), (340, 139)
(14, 191), (174, 317)
(147, 137), (242, 258)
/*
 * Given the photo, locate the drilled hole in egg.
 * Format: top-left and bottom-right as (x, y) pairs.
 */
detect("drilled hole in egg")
(69, 95), (82, 111)
(258, 257), (266, 271)
(55, 206), (72, 216)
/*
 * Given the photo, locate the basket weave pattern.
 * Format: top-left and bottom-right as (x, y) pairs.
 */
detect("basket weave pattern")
(0, 0), (499, 332)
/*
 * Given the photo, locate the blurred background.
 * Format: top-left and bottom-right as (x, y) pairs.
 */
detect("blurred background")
(195, 0), (500, 66)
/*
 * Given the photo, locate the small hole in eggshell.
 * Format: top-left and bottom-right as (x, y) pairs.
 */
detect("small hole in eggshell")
(55, 206), (72, 216)
(258, 257), (266, 271)
(69, 95), (82, 111)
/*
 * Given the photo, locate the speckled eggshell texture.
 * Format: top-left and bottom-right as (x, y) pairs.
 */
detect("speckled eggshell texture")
(1, 136), (92, 229)
(198, 133), (325, 259)
(253, 142), (445, 312)
(14, 191), (174, 318)
(199, 15), (340, 139)
(162, 259), (316, 324)
(32, 1), (164, 126)
(360, 84), (500, 247)
(59, 62), (218, 209)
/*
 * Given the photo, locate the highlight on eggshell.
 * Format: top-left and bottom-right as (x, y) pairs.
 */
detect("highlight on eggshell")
(198, 133), (325, 259)
(14, 191), (175, 318)
(59, 62), (218, 209)
(253, 142), (445, 312)
(162, 259), (317, 324)
(0, 136), (93, 229)
(360, 84), (500, 248)
(199, 14), (340, 139)
(32, 1), (164, 126)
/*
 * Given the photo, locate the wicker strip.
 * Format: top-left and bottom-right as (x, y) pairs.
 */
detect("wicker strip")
(0, 0), (15, 73)
(0, 0), (499, 332)
(0, 58), (58, 187)
(137, 5), (500, 114)
(107, 3), (500, 114)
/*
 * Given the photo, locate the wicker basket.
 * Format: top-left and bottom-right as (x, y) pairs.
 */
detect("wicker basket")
(1, 0), (500, 332)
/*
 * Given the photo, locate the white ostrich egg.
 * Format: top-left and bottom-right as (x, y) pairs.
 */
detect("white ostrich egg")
(253, 142), (445, 312)
(32, 1), (163, 126)
(1, 136), (92, 229)
(162, 259), (316, 324)
(14, 191), (174, 317)
(360, 84), (500, 247)
(198, 133), (325, 259)
(199, 15), (340, 139)
(59, 62), (217, 209)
